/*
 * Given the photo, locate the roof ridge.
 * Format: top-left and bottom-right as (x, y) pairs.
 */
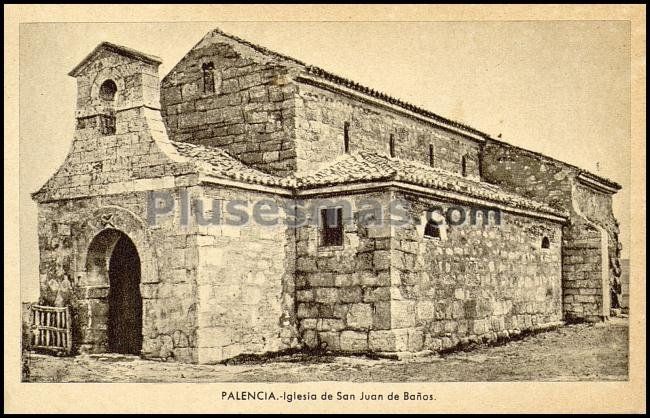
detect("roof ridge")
(207, 27), (487, 139)
(302, 66), (486, 137)
(68, 41), (162, 77)
(209, 27), (307, 67)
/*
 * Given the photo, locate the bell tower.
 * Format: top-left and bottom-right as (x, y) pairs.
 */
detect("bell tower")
(33, 41), (192, 203)
(68, 42), (162, 131)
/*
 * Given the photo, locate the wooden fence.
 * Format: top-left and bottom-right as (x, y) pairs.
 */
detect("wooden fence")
(29, 305), (72, 355)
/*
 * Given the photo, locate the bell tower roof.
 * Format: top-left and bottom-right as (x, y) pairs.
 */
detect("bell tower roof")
(68, 41), (162, 77)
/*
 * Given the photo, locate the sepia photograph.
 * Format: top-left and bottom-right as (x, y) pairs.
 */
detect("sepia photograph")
(5, 4), (646, 414)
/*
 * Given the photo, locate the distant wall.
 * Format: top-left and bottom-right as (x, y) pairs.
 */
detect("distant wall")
(481, 138), (623, 320)
(481, 139), (573, 211)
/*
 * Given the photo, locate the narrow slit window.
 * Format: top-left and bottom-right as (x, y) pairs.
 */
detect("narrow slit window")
(541, 236), (550, 249)
(389, 134), (396, 157)
(429, 144), (434, 167)
(424, 218), (440, 239)
(321, 207), (343, 247)
(344, 122), (350, 153)
(202, 62), (215, 93)
(461, 155), (468, 177)
(99, 114), (116, 135)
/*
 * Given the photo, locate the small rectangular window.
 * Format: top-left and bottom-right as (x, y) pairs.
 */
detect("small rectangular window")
(99, 114), (116, 135)
(429, 144), (434, 167)
(424, 220), (440, 238)
(344, 122), (350, 153)
(461, 155), (468, 177)
(321, 207), (343, 247)
(202, 62), (215, 94)
(389, 134), (396, 157)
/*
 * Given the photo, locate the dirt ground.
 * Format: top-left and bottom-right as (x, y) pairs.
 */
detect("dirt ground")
(24, 318), (628, 383)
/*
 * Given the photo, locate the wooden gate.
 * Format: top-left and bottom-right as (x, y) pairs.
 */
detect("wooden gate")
(29, 305), (72, 355)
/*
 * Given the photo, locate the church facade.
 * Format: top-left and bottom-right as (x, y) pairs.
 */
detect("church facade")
(32, 28), (622, 363)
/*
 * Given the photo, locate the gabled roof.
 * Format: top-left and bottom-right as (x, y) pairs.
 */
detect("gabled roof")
(68, 42), (162, 77)
(292, 151), (568, 218)
(172, 141), (287, 187)
(184, 28), (620, 189)
(172, 140), (567, 219)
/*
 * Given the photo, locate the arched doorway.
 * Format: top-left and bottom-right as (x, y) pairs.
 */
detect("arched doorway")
(107, 234), (142, 354)
(86, 229), (142, 354)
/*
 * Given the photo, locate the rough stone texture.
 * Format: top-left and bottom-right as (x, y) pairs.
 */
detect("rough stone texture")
(33, 44), (299, 363)
(294, 189), (563, 354)
(33, 48), (197, 204)
(293, 83), (482, 179)
(481, 139), (622, 321)
(159, 30), (482, 182)
(385, 191), (564, 352)
(561, 218), (609, 321)
(36, 191), (199, 363)
(295, 191), (394, 351)
(160, 31), (301, 177)
(194, 186), (298, 364)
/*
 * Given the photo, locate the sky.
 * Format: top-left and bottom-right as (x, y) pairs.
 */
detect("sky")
(19, 21), (631, 301)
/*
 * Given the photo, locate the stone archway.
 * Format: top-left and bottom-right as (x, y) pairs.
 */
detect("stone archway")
(73, 206), (158, 354)
(86, 228), (143, 354)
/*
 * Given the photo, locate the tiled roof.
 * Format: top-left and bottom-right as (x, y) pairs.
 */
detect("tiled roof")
(204, 27), (619, 189)
(292, 151), (568, 217)
(171, 141), (287, 187)
(172, 140), (567, 218)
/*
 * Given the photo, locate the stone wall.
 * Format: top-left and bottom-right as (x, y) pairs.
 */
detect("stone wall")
(388, 191), (564, 352)
(160, 33), (300, 177)
(34, 48), (197, 204)
(294, 191), (394, 352)
(481, 139), (574, 211)
(561, 218), (609, 321)
(36, 188), (200, 362)
(481, 139), (622, 319)
(293, 189), (563, 354)
(294, 82), (482, 179)
(193, 186), (299, 363)
(573, 182), (623, 289)
(73, 48), (161, 119)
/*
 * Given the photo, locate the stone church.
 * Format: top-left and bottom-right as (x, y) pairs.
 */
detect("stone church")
(32, 28), (623, 363)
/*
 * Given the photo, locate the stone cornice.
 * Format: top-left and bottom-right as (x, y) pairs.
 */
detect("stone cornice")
(576, 172), (622, 194)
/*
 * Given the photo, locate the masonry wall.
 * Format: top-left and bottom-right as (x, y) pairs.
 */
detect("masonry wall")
(160, 35), (299, 176)
(294, 82), (482, 179)
(37, 187), (200, 362)
(294, 191), (394, 352)
(33, 47), (211, 361)
(573, 182), (623, 281)
(390, 192), (564, 352)
(481, 139), (574, 211)
(561, 217), (609, 321)
(193, 186), (299, 363)
(481, 139), (622, 320)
